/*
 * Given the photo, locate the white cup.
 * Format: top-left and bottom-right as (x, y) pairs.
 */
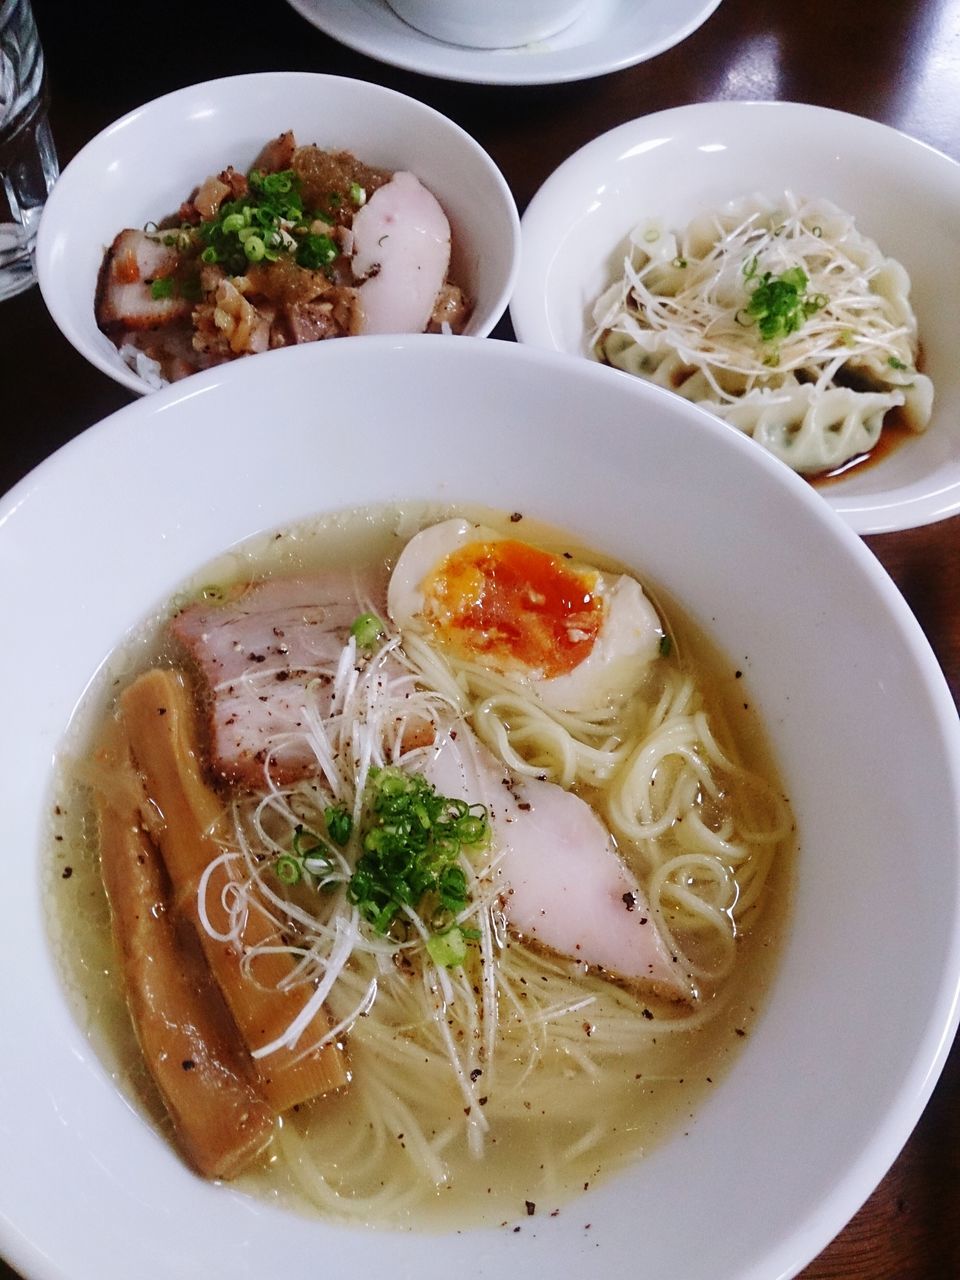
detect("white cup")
(385, 0), (590, 49)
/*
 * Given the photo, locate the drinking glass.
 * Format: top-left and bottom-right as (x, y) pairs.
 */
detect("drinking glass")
(0, 0), (58, 301)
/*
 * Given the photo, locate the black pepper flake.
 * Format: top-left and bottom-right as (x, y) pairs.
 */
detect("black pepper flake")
(470, 1068), (483, 1082)
(735, 670), (743, 679)
(478, 1096), (488, 1106)
(61, 866), (73, 879)
(509, 512), (523, 522)
(639, 916), (648, 925)
(157, 706), (167, 716)
(513, 1226), (521, 1233)
(181, 1059), (195, 1071)
(517, 802), (532, 812)
(735, 1027), (746, 1037)
(525, 1201), (536, 1216)
(641, 1008), (653, 1020)
(622, 891), (637, 911)
(275, 670), (290, 682)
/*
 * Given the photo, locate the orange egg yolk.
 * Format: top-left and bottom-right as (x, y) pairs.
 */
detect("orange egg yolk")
(421, 539), (604, 677)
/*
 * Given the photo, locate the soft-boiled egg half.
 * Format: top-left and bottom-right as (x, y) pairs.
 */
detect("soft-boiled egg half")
(387, 518), (663, 712)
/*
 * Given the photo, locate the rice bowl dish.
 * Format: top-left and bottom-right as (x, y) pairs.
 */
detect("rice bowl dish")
(36, 73), (520, 395)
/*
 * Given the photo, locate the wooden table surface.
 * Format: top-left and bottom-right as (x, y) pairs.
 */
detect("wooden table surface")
(4, 1), (959, 1276)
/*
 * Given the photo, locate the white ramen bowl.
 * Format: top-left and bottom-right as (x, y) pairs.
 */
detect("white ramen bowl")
(1, 337), (959, 1280)
(510, 100), (960, 535)
(384, 0), (589, 48)
(35, 72), (520, 395)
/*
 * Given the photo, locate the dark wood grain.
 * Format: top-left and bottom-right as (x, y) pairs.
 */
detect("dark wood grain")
(4, 1), (960, 1276)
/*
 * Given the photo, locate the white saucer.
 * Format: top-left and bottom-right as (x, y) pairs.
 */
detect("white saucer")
(286, 0), (724, 86)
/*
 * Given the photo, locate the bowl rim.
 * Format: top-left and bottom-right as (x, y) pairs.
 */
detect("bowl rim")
(35, 70), (521, 396)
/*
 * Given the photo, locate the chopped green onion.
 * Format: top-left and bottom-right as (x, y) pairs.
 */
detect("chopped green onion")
(150, 276), (174, 300)
(349, 182), (366, 207)
(324, 806), (353, 847)
(426, 926), (468, 969)
(888, 355), (909, 371)
(221, 212), (245, 234)
(350, 612), (384, 650)
(347, 767), (489, 941)
(275, 854), (302, 885)
(200, 246), (219, 264)
(243, 235), (266, 262)
(296, 233), (339, 270)
(743, 264), (825, 342)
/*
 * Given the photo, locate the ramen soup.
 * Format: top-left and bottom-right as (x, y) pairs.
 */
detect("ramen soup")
(47, 505), (794, 1229)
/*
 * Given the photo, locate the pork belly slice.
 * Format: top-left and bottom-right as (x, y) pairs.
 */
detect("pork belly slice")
(120, 669), (350, 1110)
(95, 717), (275, 1179)
(169, 570), (388, 787)
(95, 229), (191, 333)
(423, 726), (691, 1000)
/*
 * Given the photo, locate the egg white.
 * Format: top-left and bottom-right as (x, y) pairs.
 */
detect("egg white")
(388, 518), (663, 713)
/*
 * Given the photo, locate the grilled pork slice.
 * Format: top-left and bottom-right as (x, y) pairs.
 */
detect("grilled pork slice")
(169, 570), (388, 788)
(95, 229), (191, 333)
(95, 717), (275, 1179)
(423, 726), (692, 1000)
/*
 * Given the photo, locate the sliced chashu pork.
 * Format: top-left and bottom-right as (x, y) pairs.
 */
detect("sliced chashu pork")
(95, 228), (190, 333)
(170, 569), (388, 787)
(423, 725), (691, 1000)
(350, 171), (452, 335)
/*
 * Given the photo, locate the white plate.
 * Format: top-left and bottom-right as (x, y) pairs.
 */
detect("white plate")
(511, 101), (960, 534)
(1, 337), (960, 1280)
(285, 0), (723, 86)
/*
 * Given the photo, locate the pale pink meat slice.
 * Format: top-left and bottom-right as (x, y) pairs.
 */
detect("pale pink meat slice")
(350, 171), (451, 335)
(170, 569), (387, 787)
(95, 228), (191, 332)
(423, 727), (690, 999)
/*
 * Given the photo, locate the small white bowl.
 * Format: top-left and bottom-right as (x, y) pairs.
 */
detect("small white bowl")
(511, 101), (960, 535)
(36, 72), (520, 395)
(1, 337), (959, 1280)
(385, 0), (589, 48)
